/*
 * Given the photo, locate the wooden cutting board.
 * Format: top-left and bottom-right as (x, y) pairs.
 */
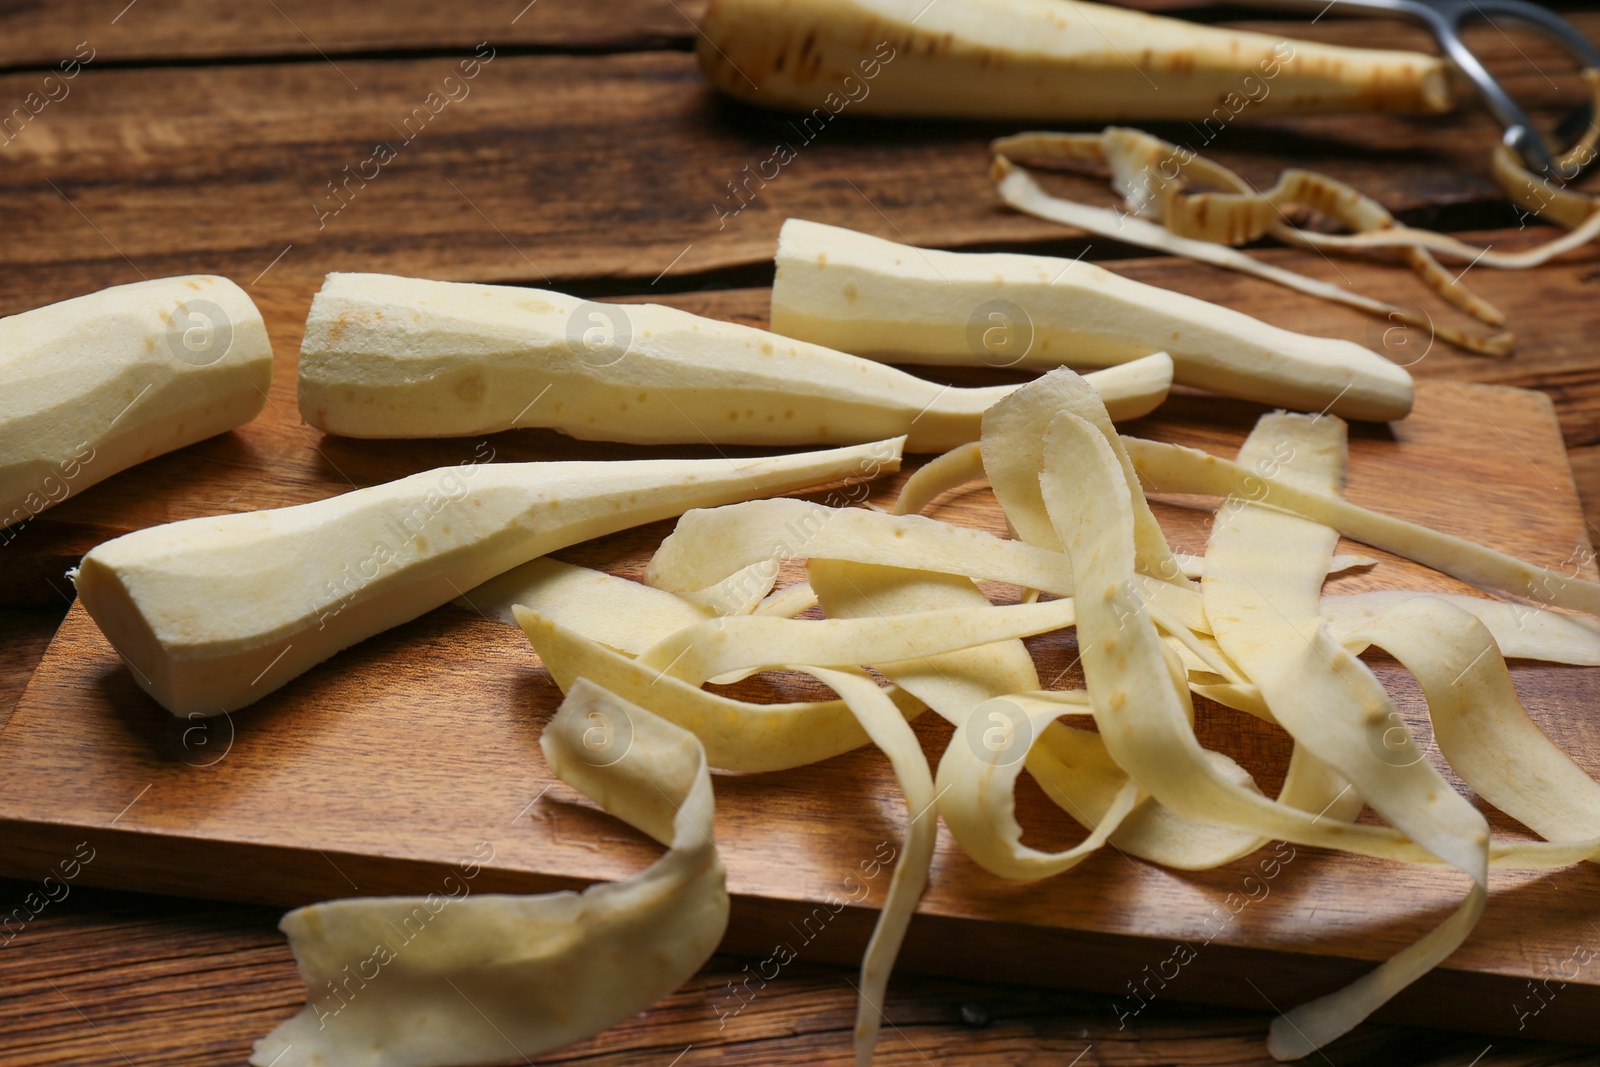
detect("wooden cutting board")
(3, 373), (1598, 1047)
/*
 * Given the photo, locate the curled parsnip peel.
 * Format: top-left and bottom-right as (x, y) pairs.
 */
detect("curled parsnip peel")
(1325, 589), (1600, 666)
(298, 273), (1169, 451)
(1203, 414), (1489, 872)
(636, 621), (938, 1067)
(251, 679), (727, 1067)
(2, 276), (273, 531)
(992, 149), (1514, 358)
(891, 443), (985, 517)
(994, 114), (1600, 357)
(992, 373), (1361, 850)
(1345, 596), (1600, 849)
(634, 599), (1080, 683)
(808, 559), (1265, 872)
(982, 367), (1188, 585)
(76, 439), (902, 716)
(772, 219), (1414, 421)
(587, 584), (937, 1067)
(1039, 407), (1499, 1061)
(1030, 712), (1273, 871)
(643, 496), (1208, 632)
(698, 0), (1450, 120)
(1124, 435), (1600, 617)
(465, 555), (800, 684)
(801, 667), (935, 1067)
(1040, 410), (1476, 859)
(1005, 128), (1520, 283)
(460, 555), (712, 637)
(1200, 412), (1489, 1056)
(937, 691), (1143, 881)
(517, 611), (924, 772)
(1326, 71), (1600, 261)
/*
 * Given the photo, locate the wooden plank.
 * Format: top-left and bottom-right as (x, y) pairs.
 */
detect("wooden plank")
(0, 1), (710, 69)
(0, 610), (66, 718)
(0, 0), (1588, 93)
(0, 35), (1592, 314)
(4, 379), (1599, 1046)
(5, 879), (1595, 1067)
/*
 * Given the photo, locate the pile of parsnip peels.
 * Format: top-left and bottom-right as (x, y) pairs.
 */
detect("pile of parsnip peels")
(254, 368), (1600, 1067)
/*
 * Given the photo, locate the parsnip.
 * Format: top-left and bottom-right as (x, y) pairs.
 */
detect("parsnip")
(698, 0), (1451, 121)
(297, 273), (1170, 451)
(74, 439), (902, 716)
(772, 219), (1414, 422)
(1, 276), (272, 532)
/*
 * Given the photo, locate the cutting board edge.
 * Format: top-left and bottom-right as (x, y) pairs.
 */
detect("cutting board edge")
(1, 812), (1593, 1047)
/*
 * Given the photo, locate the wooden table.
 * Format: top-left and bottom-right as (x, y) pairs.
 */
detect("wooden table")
(3, 2), (1600, 1064)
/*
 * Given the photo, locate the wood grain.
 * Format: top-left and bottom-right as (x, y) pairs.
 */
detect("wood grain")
(6, 1), (1600, 1063)
(0, 19), (1593, 316)
(6, 880), (1598, 1067)
(5, 380), (1599, 1049)
(0, 1), (710, 68)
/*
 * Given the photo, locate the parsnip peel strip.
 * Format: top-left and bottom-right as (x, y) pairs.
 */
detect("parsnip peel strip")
(981, 367), (1188, 585)
(1325, 590), (1600, 666)
(892, 442), (985, 517)
(1203, 413), (1490, 875)
(1344, 596), (1600, 849)
(1039, 409), (1471, 866)
(1039, 407), (1486, 1062)
(807, 560), (1255, 875)
(644, 496), (1208, 632)
(938, 693), (1142, 881)
(636, 599), (1078, 684)
(516, 610), (925, 773)
(461, 556), (710, 642)
(251, 679), (727, 1067)
(995, 95), (1600, 361)
(1201, 412), (1488, 1055)
(799, 666), (935, 1067)
(1272, 885), (1487, 1060)
(807, 559), (1106, 876)
(1125, 435), (1600, 616)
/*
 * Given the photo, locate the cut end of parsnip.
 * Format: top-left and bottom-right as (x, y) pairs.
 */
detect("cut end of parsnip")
(1, 275), (273, 532)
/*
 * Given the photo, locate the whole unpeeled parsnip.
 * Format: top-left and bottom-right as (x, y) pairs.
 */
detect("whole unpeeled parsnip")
(697, 0), (1451, 121)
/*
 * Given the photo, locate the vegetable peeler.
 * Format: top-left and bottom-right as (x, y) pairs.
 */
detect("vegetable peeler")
(1241, 0), (1600, 176)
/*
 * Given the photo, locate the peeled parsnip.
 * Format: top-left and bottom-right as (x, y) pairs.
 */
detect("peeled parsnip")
(75, 439), (902, 716)
(771, 220), (1414, 422)
(1, 276), (273, 532)
(296, 273), (1171, 452)
(697, 0), (1451, 121)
